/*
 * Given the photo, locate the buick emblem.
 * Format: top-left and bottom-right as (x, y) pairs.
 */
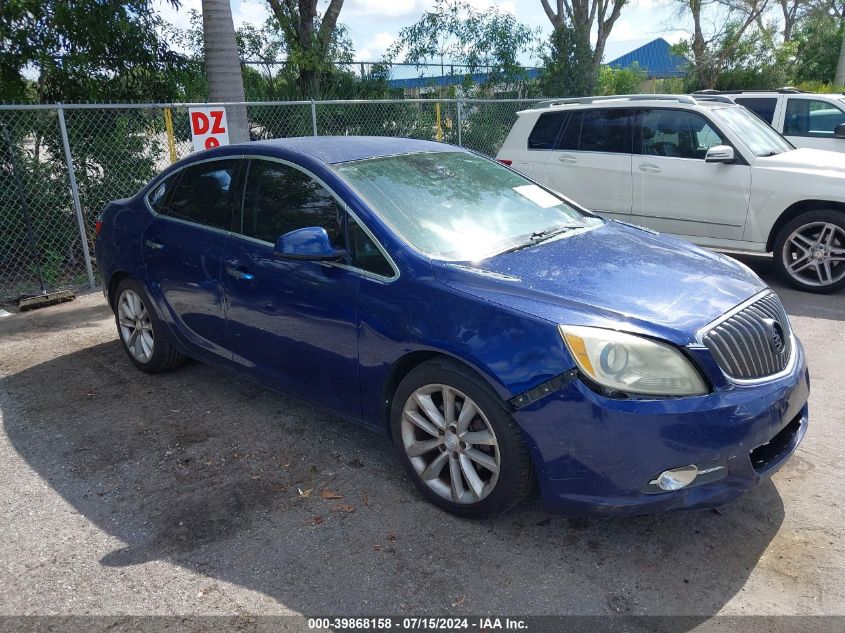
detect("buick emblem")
(763, 319), (787, 355)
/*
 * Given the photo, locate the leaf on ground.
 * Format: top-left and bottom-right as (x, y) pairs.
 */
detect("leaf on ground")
(298, 488), (313, 497)
(362, 493), (370, 506)
(250, 474), (262, 480)
(320, 489), (342, 500)
(373, 544), (383, 551)
(387, 532), (398, 541)
(311, 516), (324, 526)
(451, 594), (466, 607)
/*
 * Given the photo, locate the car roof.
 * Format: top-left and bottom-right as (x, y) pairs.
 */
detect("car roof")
(243, 136), (459, 164)
(518, 95), (736, 116)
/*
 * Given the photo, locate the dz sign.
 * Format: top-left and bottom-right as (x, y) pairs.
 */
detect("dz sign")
(189, 107), (230, 152)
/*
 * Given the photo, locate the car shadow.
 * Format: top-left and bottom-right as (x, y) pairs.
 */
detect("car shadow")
(1, 334), (786, 621)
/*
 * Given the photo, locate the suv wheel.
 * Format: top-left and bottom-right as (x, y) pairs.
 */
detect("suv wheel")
(774, 210), (845, 293)
(391, 358), (534, 517)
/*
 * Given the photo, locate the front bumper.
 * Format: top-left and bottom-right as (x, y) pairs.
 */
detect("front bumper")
(514, 342), (809, 517)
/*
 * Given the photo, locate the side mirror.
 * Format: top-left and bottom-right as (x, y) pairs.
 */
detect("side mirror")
(834, 123), (845, 139)
(705, 145), (736, 164)
(273, 227), (345, 261)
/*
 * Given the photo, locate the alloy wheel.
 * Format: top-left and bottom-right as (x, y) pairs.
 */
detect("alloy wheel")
(117, 289), (154, 363)
(782, 221), (845, 287)
(400, 384), (500, 504)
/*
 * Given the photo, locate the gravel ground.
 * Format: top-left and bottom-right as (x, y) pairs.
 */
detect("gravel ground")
(0, 254), (843, 625)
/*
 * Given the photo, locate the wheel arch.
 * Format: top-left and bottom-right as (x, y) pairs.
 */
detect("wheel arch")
(767, 200), (845, 252)
(107, 271), (132, 310)
(380, 350), (508, 439)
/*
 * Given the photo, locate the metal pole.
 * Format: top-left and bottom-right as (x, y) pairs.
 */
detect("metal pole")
(311, 100), (318, 136)
(457, 99), (463, 147)
(57, 104), (96, 290)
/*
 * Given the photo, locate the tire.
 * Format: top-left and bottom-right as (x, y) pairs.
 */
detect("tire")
(773, 209), (845, 294)
(113, 277), (185, 374)
(391, 358), (534, 518)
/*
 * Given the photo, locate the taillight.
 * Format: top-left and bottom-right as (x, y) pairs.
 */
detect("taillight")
(95, 220), (103, 235)
(498, 159), (513, 166)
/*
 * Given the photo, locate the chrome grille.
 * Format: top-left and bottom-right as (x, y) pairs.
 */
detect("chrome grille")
(702, 292), (793, 381)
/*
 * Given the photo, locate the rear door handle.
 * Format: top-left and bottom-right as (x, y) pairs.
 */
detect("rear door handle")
(225, 263), (255, 281)
(144, 239), (164, 251)
(638, 163), (662, 173)
(557, 154), (578, 164)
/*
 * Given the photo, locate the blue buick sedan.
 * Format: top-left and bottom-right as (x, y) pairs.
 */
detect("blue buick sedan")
(95, 137), (809, 517)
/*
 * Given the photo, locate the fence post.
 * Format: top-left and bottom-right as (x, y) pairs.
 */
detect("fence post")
(57, 103), (96, 290)
(457, 99), (463, 147)
(311, 100), (318, 136)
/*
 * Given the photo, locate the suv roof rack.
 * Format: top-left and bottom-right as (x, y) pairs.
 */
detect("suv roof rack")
(531, 94), (698, 109)
(693, 87), (804, 95)
(690, 94), (736, 104)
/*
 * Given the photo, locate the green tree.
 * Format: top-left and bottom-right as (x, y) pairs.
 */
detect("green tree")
(265, 0), (347, 97)
(596, 62), (647, 95)
(389, 0), (540, 94)
(793, 9), (843, 83)
(540, 22), (596, 96)
(539, 0), (627, 73)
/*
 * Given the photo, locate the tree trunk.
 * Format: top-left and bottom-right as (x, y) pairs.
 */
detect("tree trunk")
(836, 27), (845, 86)
(201, 0), (250, 143)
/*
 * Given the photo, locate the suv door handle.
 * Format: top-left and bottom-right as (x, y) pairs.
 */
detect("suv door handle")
(225, 263), (255, 281)
(144, 239), (164, 251)
(557, 154), (578, 163)
(638, 163), (662, 174)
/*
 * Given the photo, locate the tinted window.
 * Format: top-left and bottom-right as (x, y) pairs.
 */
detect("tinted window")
(147, 174), (179, 213)
(528, 112), (566, 149)
(349, 219), (394, 277)
(580, 109), (634, 153)
(784, 98), (845, 136)
(557, 111), (582, 150)
(166, 159), (238, 229)
(639, 110), (726, 159)
(734, 97), (778, 124)
(241, 159), (344, 246)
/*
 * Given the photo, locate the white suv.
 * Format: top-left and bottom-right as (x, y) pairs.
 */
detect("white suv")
(695, 89), (845, 152)
(496, 94), (845, 293)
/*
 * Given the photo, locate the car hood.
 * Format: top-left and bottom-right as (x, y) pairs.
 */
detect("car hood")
(431, 222), (767, 345)
(754, 147), (845, 176)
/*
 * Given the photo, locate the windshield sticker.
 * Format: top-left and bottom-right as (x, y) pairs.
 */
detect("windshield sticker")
(513, 184), (562, 209)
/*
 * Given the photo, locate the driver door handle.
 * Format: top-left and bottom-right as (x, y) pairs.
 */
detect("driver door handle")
(638, 163), (662, 174)
(225, 262), (255, 281)
(557, 154), (578, 164)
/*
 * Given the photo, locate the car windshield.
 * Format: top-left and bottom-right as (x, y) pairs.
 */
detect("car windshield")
(334, 151), (599, 261)
(713, 106), (794, 156)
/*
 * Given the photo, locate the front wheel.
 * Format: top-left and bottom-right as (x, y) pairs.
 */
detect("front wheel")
(391, 359), (534, 517)
(774, 210), (845, 293)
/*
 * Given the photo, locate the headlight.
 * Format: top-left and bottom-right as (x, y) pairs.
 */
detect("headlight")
(559, 325), (707, 397)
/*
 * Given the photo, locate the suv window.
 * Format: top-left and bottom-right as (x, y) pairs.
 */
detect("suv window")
(734, 97), (777, 124)
(638, 109), (726, 159)
(166, 159), (239, 229)
(784, 98), (845, 137)
(557, 109), (633, 153)
(241, 159), (344, 247)
(528, 112), (567, 149)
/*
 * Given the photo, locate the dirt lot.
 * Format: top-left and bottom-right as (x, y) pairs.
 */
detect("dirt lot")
(0, 254), (843, 625)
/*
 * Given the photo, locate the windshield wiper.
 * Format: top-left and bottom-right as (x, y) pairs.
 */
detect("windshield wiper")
(496, 225), (582, 255)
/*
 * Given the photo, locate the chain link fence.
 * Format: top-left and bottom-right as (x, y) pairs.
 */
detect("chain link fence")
(0, 98), (541, 302)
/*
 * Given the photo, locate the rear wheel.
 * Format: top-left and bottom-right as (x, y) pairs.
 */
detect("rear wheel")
(774, 210), (845, 293)
(391, 359), (534, 517)
(114, 278), (185, 373)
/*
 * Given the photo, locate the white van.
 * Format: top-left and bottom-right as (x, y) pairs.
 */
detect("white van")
(696, 89), (845, 152)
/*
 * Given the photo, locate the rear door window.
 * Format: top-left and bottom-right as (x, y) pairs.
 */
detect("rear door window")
(528, 112), (567, 149)
(557, 109), (634, 153)
(784, 98), (845, 137)
(734, 97), (778, 124)
(165, 159), (239, 230)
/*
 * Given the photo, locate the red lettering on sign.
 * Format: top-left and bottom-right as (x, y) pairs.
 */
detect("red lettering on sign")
(210, 110), (226, 134)
(191, 112), (210, 135)
(205, 137), (220, 149)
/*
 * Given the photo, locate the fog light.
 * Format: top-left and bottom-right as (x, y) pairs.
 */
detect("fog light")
(654, 465), (698, 491)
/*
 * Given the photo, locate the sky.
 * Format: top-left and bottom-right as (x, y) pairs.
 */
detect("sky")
(155, 0), (690, 65)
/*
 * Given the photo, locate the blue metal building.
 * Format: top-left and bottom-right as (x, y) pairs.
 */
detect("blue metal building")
(606, 38), (687, 79)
